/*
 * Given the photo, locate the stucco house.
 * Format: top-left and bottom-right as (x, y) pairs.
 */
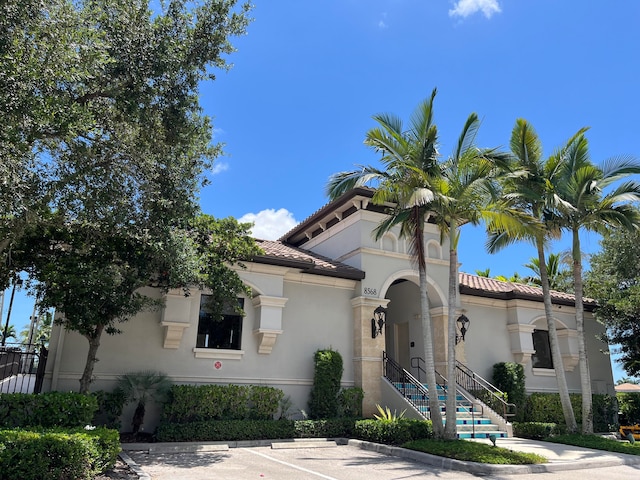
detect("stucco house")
(43, 187), (614, 435)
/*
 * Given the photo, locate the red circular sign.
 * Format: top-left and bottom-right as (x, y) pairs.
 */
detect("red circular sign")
(214, 361), (222, 370)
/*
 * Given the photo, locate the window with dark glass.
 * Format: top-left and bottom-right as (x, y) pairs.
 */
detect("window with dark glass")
(531, 329), (553, 369)
(196, 295), (244, 350)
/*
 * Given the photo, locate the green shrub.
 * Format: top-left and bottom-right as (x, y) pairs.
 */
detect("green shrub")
(162, 384), (284, 423)
(617, 392), (640, 425)
(92, 388), (128, 430)
(492, 362), (526, 419)
(592, 394), (617, 432)
(0, 427), (120, 480)
(520, 392), (615, 432)
(353, 419), (432, 445)
(294, 418), (356, 438)
(308, 349), (343, 419)
(512, 422), (563, 439)
(249, 386), (284, 420)
(157, 420), (296, 442)
(0, 392), (98, 428)
(156, 418), (360, 442)
(338, 387), (364, 418)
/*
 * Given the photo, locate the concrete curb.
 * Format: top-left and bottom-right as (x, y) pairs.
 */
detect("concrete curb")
(118, 452), (151, 480)
(348, 439), (640, 475)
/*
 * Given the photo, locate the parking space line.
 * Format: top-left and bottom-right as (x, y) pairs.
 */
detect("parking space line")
(242, 448), (340, 480)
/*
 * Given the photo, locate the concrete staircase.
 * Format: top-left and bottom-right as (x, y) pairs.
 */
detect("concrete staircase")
(395, 382), (508, 439)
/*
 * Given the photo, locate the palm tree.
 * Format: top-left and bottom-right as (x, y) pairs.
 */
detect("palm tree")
(117, 370), (172, 434)
(0, 324), (17, 343)
(327, 88), (446, 437)
(430, 112), (507, 438)
(523, 252), (573, 292)
(554, 134), (640, 433)
(487, 119), (584, 433)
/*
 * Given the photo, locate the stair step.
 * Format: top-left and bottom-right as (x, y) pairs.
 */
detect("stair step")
(457, 432), (507, 439)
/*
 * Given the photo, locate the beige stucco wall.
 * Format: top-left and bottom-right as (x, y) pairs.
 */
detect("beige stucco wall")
(45, 271), (358, 431)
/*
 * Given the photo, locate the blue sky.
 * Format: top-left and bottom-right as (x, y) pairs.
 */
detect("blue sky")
(3, 1), (639, 381)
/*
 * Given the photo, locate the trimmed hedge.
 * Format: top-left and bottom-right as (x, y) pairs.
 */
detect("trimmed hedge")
(354, 419), (433, 445)
(162, 384), (284, 423)
(0, 392), (98, 428)
(492, 362), (526, 419)
(0, 427), (120, 480)
(512, 422), (563, 439)
(521, 392), (616, 432)
(156, 418), (433, 445)
(309, 349), (343, 419)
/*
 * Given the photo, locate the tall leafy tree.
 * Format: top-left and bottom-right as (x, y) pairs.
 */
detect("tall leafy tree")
(430, 113), (507, 438)
(555, 140), (640, 433)
(1, 0), (252, 281)
(487, 119), (584, 433)
(586, 230), (640, 377)
(327, 89), (446, 437)
(2, 0), (255, 392)
(17, 214), (260, 393)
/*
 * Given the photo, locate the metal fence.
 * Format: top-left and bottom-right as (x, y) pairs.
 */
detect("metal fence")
(0, 343), (48, 394)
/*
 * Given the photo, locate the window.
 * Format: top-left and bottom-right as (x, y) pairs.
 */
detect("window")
(196, 295), (244, 350)
(531, 329), (553, 369)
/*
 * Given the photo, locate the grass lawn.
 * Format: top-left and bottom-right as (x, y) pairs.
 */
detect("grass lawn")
(402, 438), (547, 465)
(546, 434), (640, 455)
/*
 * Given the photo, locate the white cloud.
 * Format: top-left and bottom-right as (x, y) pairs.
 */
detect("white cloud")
(449, 0), (501, 19)
(211, 161), (229, 175)
(378, 12), (388, 29)
(238, 208), (298, 240)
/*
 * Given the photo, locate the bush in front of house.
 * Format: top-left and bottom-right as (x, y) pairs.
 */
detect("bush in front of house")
(162, 384), (284, 423)
(155, 417), (432, 445)
(492, 362), (526, 420)
(92, 388), (128, 430)
(512, 422), (564, 439)
(520, 392), (616, 432)
(308, 349), (343, 419)
(338, 387), (364, 418)
(0, 392), (98, 428)
(618, 392), (640, 425)
(157, 419), (296, 442)
(353, 418), (433, 445)
(0, 427), (120, 480)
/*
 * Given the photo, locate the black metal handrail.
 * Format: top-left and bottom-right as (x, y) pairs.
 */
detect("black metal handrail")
(383, 352), (440, 419)
(410, 356), (480, 432)
(455, 361), (516, 420)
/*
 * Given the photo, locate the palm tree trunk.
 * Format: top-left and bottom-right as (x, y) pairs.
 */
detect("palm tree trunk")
(79, 324), (104, 394)
(444, 224), (458, 440)
(420, 263), (444, 438)
(537, 238), (577, 432)
(573, 227), (593, 434)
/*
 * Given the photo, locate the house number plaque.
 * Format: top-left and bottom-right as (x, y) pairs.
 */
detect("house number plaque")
(363, 287), (377, 296)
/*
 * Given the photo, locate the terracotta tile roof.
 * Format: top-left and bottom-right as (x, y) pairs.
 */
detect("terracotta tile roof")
(253, 240), (365, 280)
(459, 272), (596, 308)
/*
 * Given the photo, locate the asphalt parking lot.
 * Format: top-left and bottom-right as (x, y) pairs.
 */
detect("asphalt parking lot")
(128, 444), (475, 480)
(126, 442), (640, 480)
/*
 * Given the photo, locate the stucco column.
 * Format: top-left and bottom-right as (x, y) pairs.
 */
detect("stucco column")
(351, 296), (390, 417)
(430, 307), (448, 372)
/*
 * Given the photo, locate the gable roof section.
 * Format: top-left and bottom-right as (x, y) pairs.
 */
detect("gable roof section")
(459, 272), (596, 310)
(279, 187), (377, 247)
(253, 239), (365, 280)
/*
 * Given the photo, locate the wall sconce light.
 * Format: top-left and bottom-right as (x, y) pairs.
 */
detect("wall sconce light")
(455, 314), (470, 345)
(371, 305), (387, 339)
